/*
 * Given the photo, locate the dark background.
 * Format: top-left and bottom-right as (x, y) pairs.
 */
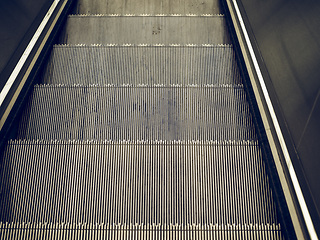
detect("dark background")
(238, 0), (320, 234)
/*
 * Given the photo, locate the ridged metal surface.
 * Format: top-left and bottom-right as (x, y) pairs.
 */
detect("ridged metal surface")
(43, 45), (242, 85)
(60, 16), (230, 44)
(17, 85), (256, 140)
(0, 0), (285, 238)
(0, 222), (283, 240)
(74, 0), (221, 15)
(0, 140), (277, 225)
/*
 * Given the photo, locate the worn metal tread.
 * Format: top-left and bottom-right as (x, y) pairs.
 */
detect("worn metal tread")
(0, 222), (283, 240)
(74, 0), (222, 15)
(17, 85), (256, 140)
(43, 45), (242, 85)
(59, 15), (230, 44)
(70, 14), (226, 16)
(1, 140), (278, 225)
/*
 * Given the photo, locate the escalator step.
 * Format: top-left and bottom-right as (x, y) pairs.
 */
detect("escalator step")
(0, 222), (283, 240)
(59, 15), (230, 44)
(0, 140), (277, 225)
(17, 85), (256, 140)
(0, 0), (287, 238)
(74, 0), (222, 15)
(43, 45), (242, 85)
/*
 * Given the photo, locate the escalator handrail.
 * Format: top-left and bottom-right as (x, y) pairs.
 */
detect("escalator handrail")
(224, 0), (318, 239)
(0, 0), (70, 131)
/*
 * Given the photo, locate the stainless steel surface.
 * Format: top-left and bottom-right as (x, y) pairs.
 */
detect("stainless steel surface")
(1, 140), (276, 224)
(17, 85), (255, 140)
(44, 45), (241, 85)
(0, 222), (283, 240)
(75, 0), (221, 15)
(60, 15), (230, 45)
(0, 0), (285, 238)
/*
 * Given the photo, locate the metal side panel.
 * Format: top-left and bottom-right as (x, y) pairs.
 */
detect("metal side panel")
(59, 15), (230, 45)
(0, 140), (277, 225)
(0, 0), (73, 139)
(75, 0), (222, 15)
(43, 45), (242, 85)
(17, 85), (256, 140)
(223, 0), (318, 239)
(0, 222), (284, 240)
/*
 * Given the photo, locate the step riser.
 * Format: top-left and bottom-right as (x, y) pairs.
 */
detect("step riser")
(44, 46), (241, 85)
(18, 86), (256, 140)
(60, 16), (230, 44)
(75, 0), (221, 15)
(0, 141), (277, 224)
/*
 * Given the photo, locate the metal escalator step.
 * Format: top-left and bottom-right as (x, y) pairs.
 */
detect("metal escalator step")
(43, 45), (242, 85)
(0, 140), (278, 225)
(17, 85), (256, 140)
(59, 15), (230, 44)
(74, 0), (221, 15)
(0, 222), (283, 240)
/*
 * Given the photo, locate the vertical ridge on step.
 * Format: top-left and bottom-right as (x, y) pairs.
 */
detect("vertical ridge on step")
(43, 45), (242, 85)
(17, 85), (256, 141)
(0, 140), (278, 225)
(0, 222), (284, 240)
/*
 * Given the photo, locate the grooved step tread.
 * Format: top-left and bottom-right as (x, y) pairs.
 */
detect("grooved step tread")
(0, 222), (283, 240)
(18, 85), (256, 140)
(1, 140), (278, 225)
(59, 16), (230, 44)
(44, 45), (241, 85)
(0, 0), (286, 239)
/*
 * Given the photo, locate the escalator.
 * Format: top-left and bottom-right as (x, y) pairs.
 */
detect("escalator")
(0, 0), (309, 239)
